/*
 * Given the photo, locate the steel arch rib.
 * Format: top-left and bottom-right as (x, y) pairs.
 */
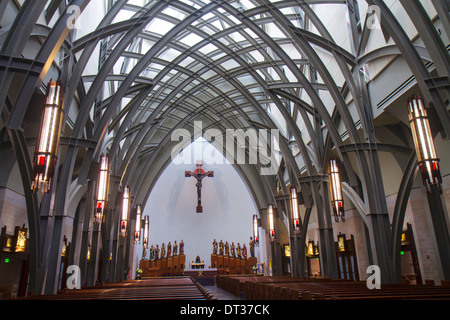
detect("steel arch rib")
(93, 6), (296, 174)
(89, 0), (330, 188)
(223, 1), (362, 202)
(69, 1), (169, 141)
(253, 1), (360, 149)
(399, 0), (450, 78)
(0, 0), (48, 118)
(116, 51), (301, 206)
(61, 1), (170, 189)
(120, 82), (297, 204)
(292, 0), (388, 213)
(390, 151), (419, 280)
(103, 0), (356, 204)
(81, 1), (296, 188)
(1, 97), (40, 295)
(253, 0), (390, 216)
(6, 0), (92, 130)
(82, 1), (222, 162)
(367, 0), (450, 137)
(63, 0), (130, 120)
(220, 2), (351, 169)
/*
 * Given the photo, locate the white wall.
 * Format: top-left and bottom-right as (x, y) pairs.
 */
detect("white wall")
(133, 140), (261, 271)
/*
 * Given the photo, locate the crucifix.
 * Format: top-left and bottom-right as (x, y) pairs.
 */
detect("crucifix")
(185, 160), (214, 212)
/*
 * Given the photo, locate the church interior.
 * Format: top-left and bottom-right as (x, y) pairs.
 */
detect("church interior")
(0, 0), (450, 305)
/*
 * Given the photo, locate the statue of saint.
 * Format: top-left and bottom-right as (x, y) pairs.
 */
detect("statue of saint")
(149, 245), (154, 260)
(155, 244), (160, 260)
(180, 240), (184, 255)
(242, 244), (247, 260)
(237, 243), (242, 259)
(167, 242), (172, 257)
(225, 241), (230, 256)
(161, 243), (166, 259)
(231, 242), (236, 257)
(142, 246), (147, 260)
(173, 240), (178, 255)
(219, 240), (224, 255)
(212, 239), (218, 254)
(249, 237), (255, 258)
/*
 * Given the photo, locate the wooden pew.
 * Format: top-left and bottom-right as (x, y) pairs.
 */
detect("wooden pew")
(231, 276), (450, 301)
(14, 277), (214, 300)
(216, 275), (297, 299)
(262, 280), (450, 300)
(216, 274), (264, 298)
(241, 276), (324, 300)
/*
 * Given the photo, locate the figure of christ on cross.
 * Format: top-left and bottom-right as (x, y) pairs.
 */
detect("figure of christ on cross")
(185, 160), (214, 212)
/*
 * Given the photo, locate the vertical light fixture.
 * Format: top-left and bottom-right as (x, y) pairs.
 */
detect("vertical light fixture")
(94, 153), (110, 224)
(135, 204), (142, 243)
(31, 80), (65, 194)
(87, 243), (91, 261)
(252, 214), (259, 246)
(267, 204), (275, 241)
(407, 95), (450, 280)
(143, 215), (149, 248)
(328, 159), (345, 222)
(120, 185), (130, 237)
(290, 186), (301, 234)
(407, 95), (442, 193)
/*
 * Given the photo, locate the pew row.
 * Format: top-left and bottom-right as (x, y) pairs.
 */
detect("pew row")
(13, 277), (215, 300)
(216, 276), (450, 300)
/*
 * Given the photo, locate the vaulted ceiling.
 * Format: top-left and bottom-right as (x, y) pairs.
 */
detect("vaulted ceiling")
(1, 0), (448, 217)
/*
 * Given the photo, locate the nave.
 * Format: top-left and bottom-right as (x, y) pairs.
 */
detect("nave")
(1, 0), (450, 310)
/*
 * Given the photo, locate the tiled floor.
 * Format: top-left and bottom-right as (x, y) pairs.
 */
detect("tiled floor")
(203, 285), (241, 300)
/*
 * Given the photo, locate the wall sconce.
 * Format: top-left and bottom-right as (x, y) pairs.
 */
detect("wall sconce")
(143, 215), (149, 248)
(31, 80), (65, 194)
(407, 95), (442, 193)
(267, 204), (275, 242)
(135, 204), (142, 243)
(307, 240), (314, 257)
(120, 185), (130, 237)
(94, 153), (110, 224)
(328, 159), (345, 222)
(87, 243), (91, 261)
(253, 214), (259, 246)
(290, 186), (301, 234)
(337, 233), (346, 252)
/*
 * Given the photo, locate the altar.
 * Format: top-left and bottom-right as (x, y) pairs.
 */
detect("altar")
(190, 255), (205, 269)
(184, 268), (218, 286)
